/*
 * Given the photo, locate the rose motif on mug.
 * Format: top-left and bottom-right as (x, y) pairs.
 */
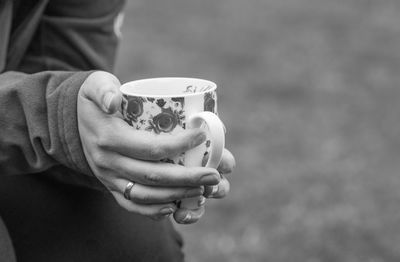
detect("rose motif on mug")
(149, 107), (181, 134)
(126, 97), (145, 122)
(204, 92), (216, 113)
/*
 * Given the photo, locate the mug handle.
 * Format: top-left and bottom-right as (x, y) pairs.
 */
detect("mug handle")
(180, 111), (225, 210)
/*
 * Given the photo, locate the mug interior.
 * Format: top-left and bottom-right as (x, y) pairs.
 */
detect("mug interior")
(120, 77), (217, 97)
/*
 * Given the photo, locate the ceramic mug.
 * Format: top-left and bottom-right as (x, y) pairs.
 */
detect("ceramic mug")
(120, 77), (225, 210)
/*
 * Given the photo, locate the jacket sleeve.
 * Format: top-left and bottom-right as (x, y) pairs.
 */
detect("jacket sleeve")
(0, 70), (94, 176)
(0, 0), (125, 190)
(14, 0), (126, 73)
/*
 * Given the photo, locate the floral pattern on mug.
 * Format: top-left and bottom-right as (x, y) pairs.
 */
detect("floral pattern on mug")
(122, 95), (186, 133)
(147, 107), (184, 134)
(121, 89), (217, 166)
(125, 97), (145, 122)
(204, 92), (216, 113)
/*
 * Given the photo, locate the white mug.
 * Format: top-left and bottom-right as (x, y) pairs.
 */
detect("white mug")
(120, 77), (225, 210)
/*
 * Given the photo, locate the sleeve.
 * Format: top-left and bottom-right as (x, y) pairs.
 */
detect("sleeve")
(0, 0), (126, 190)
(0, 70), (94, 176)
(15, 0), (126, 73)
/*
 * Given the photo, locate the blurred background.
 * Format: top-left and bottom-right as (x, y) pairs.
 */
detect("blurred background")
(115, 0), (400, 261)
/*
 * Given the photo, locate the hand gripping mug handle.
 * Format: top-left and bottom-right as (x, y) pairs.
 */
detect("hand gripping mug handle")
(180, 111), (225, 210)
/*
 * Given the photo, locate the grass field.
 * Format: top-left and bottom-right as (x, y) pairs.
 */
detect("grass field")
(115, 1), (400, 261)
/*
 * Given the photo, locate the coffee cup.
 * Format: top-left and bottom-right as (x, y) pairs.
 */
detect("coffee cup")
(120, 77), (225, 210)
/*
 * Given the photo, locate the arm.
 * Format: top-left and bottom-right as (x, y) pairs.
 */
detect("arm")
(12, 0), (125, 72)
(1, 0), (125, 186)
(0, 70), (93, 176)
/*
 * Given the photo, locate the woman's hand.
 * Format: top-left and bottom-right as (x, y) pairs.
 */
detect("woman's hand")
(77, 71), (235, 223)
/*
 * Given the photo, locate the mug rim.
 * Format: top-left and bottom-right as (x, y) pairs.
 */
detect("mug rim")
(120, 77), (217, 98)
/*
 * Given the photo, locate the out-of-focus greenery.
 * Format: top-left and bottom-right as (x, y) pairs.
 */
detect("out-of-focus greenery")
(115, 0), (400, 261)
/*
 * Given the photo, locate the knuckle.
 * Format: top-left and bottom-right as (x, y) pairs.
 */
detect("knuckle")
(148, 145), (166, 160)
(96, 131), (112, 149)
(91, 151), (108, 168)
(144, 172), (163, 184)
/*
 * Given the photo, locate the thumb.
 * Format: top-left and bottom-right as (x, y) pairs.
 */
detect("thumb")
(80, 71), (123, 114)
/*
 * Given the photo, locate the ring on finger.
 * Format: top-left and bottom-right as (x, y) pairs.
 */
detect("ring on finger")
(124, 181), (136, 200)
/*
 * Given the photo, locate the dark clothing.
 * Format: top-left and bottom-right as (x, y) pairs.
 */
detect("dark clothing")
(0, 0), (184, 261)
(0, 216), (15, 262)
(0, 174), (184, 262)
(0, 0), (115, 185)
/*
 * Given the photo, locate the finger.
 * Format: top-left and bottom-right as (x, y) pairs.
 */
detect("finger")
(203, 148), (236, 174)
(113, 178), (204, 204)
(173, 206), (205, 224)
(100, 124), (207, 161)
(204, 175), (230, 199)
(217, 149), (236, 175)
(108, 154), (221, 187)
(79, 71), (123, 114)
(111, 191), (177, 220)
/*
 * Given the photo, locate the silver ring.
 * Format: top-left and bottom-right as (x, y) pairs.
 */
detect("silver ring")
(123, 181), (135, 200)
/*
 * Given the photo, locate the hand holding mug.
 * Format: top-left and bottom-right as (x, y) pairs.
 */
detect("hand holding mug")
(77, 71), (235, 223)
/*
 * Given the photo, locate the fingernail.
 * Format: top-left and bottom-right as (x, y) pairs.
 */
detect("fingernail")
(211, 185), (219, 195)
(219, 161), (233, 174)
(198, 196), (206, 207)
(199, 173), (220, 185)
(160, 207), (175, 215)
(103, 92), (115, 112)
(182, 213), (192, 223)
(204, 184), (220, 198)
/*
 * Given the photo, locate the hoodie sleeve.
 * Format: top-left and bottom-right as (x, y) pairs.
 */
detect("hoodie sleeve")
(11, 0), (126, 73)
(0, 0), (126, 190)
(0, 70), (94, 176)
